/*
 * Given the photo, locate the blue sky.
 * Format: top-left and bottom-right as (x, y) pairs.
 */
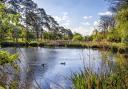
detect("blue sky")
(33, 0), (112, 35)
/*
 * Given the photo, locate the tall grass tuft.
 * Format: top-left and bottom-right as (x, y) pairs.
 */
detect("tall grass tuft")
(71, 53), (128, 89)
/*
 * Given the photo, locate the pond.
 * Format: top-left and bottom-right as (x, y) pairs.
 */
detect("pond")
(1, 47), (124, 89)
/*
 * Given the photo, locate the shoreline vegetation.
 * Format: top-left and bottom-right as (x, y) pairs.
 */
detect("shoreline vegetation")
(71, 58), (128, 89)
(71, 47), (128, 89)
(0, 0), (128, 88)
(1, 41), (128, 53)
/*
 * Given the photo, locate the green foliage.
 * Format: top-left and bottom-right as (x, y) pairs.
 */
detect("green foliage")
(43, 31), (61, 40)
(0, 51), (18, 65)
(92, 33), (104, 41)
(9, 81), (19, 89)
(107, 29), (121, 42)
(0, 50), (19, 89)
(73, 33), (84, 41)
(0, 86), (5, 89)
(116, 8), (128, 43)
(72, 54), (128, 89)
(0, 1), (73, 42)
(0, 3), (22, 42)
(27, 32), (36, 41)
(90, 0), (128, 43)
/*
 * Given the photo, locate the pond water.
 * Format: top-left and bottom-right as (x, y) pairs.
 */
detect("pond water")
(2, 47), (120, 89)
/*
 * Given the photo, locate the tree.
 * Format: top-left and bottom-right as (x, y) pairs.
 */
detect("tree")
(106, 0), (128, 43)
(107, 0), (128, 11)
(2, 0), (73, 42)
(26, 11), (41, 41)
(99, 15), (115, 32)
(116, 8), (128, 43)
(73, 33), (84, 41)
(0, 2), (21, 42)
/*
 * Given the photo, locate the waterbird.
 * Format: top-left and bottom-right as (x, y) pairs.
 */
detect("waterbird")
(41, 64), (47, 67)
(60, 62), (66, 65)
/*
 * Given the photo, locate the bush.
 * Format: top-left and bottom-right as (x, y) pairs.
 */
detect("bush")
(73, 33), (84, 41)
(0, 51), (18, 65)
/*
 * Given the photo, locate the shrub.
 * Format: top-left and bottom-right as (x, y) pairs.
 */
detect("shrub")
(73, 33), (84, 41)
(0, 51), (18, 65)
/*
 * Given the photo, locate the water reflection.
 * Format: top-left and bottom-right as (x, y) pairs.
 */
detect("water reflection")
(0, 47), (127, 89)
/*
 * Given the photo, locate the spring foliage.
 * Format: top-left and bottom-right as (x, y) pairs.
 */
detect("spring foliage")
(0, 51), (18, 65)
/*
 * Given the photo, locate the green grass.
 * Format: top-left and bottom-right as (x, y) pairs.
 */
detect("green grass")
(72, 69), (128, 89)
(0, 40), (128, 53)
(0, 86), (5, 89)
(71, 54), (128, 89)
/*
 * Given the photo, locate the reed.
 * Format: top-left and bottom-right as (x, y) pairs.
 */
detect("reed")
(71, 52), (128, 89)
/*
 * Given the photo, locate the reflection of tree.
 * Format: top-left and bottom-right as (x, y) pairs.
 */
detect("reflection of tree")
(99, 51), (115, 74)
(19, 48), (59, 88)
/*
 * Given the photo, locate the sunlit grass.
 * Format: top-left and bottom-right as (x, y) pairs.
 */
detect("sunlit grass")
(71, 54), (128, 89)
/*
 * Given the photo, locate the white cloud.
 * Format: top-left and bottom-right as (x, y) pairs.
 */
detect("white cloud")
(82, 22), (91, 26)
(53, 16), (62, 22)
(93, 20), (100, 26)
(98, 11), (113, 16)
(53, 12), (70, 28)
(83, 16), (92, 20)
(72, 26), (93, 36)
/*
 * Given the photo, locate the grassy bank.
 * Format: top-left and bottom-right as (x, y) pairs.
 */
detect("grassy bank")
(0, 41), (128, 53)
(71, 54), (128, 89)
(72, 67), (128, 89)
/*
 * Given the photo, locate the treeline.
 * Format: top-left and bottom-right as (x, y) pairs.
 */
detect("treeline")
(0, 0), (73, 42)
(0, 0), (92, 43)
(89, 0), (128, 43)
(0, 0), (128, 43)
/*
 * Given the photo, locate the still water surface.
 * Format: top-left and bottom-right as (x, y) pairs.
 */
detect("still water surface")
(3, 47), (116, 89)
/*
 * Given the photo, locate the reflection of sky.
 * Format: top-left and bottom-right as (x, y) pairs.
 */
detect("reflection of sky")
(3, 48), (116, 89)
